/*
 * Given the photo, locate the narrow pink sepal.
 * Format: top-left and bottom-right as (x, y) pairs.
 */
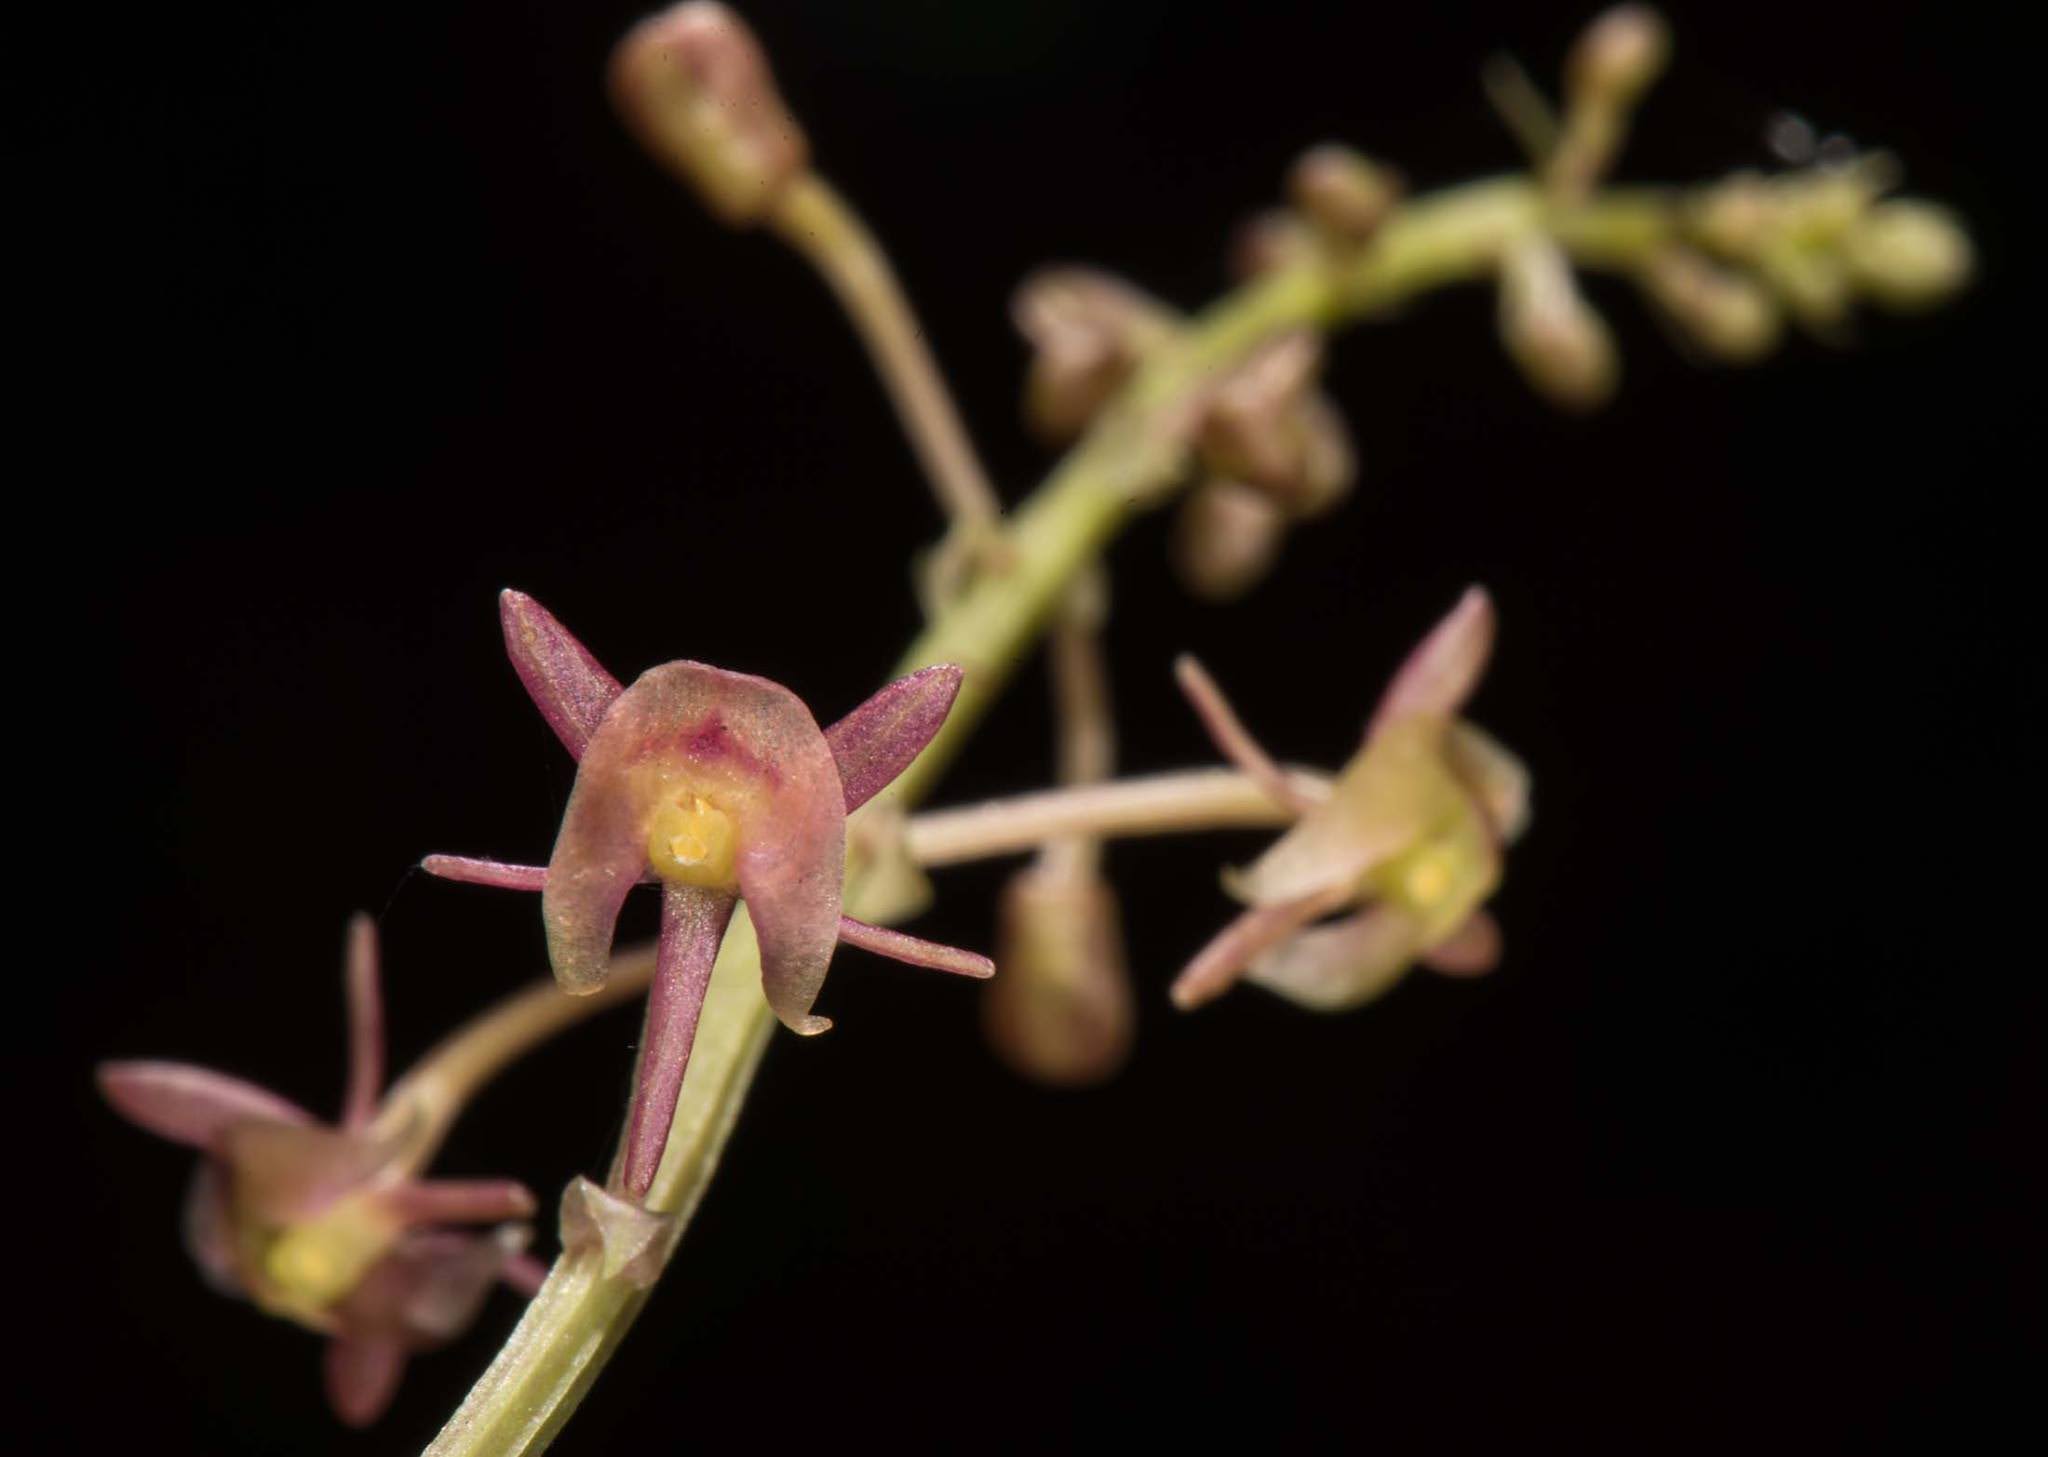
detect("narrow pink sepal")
(97, 1060), (316, 1152)
(621, 886), (735, 1199)
(500, 589), (624, 760)
(1169, 887), (1348, 1010)
(1420, 909), (1503, 976)
(341, 913), (382, 1132)
(421, 854), (549, 892)
(1369, 586), (1496, 733)
(324, 1336), (407, 1428)
(500, 1251), (548, 1297)
(836, 915), (995, 979)
(382, 1178), (539, 1227)
(824, 664), (965, 811)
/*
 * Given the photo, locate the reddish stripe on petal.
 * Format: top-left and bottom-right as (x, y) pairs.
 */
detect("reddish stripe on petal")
(499, 589), (624, 760)
(824, 664), (965, 811)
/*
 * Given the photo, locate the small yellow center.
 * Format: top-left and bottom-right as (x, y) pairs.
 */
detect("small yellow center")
(1401, 848), (1456, 909)
(647, 792), (739, 889)
(256, 1196), (397, 1321)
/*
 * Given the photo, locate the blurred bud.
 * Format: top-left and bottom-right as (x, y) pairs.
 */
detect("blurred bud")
(609, 2), (810, 227)
(1230, 209), (1324, 280)
(984, 863), (1134, 1086)
(1171, 478), (1289, 601)
(1754, 242), (1853, 330)
(1565, 6), (1671, 111)
(1013, 268), (1180, 442)
(1197, 332), (1356, 515)
(1691, 172), (1776, 256)
(1497, 237), (1618, 410)
(1288, 145), (1404, 243)
(1845, 200), (1973, 310)
(1639, 246), (1782, 362)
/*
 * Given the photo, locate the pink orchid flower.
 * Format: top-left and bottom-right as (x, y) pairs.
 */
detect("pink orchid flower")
(97, 916), (543, 1427)
(1171, 587), (1531, 1011)
(425, 591), (992, 1197)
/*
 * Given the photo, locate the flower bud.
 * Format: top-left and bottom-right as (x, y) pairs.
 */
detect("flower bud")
(609, 2), (810, 227)
(1013, 268), (1180, 442)
(1170, 477), (1289, 601)
(1196, 333), (1357, 519)
(984, 864), (1134, 1086)
(1288, 145), (1403, 243)
(1497, 237), (1618, 411)
(1565, 6), (1671, 111)
(1845, 199), (1973, 311)
(1230, 209), (1323, 280)
(1639, 246), (1782, 363)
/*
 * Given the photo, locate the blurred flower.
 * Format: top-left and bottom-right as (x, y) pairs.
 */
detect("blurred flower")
(1498, 236), (1618, 410)
(984, 858), (1134, 1088)
(1287, 144), (1403, 243)
(426, 591), (991, 1196)
(98, 916), (542, 1427)
(1171, 588), (1530, 1012)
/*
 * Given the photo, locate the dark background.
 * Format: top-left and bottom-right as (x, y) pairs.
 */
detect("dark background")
(29, 0), (2034, 1451)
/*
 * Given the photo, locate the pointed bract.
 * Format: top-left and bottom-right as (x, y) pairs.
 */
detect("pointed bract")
(824, 664), (965, 812)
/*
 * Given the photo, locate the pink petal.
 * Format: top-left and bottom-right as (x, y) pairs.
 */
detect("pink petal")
(324, 1336), (408, 1428)
(382, 1178), (539, 1227)
(1169, 884), (1352, 1010)
(97, 1060), (315, 1152)
(341, 913), (382, 1132)
(420, 854), (550, 891)
(1245, 904), (1426, 1012)
(545, 659), (849, 1021)
(219, 1121), (393, 1223)
(835, 915), (995, 979)
(1420, 909), (1503, 977)
(500, 1252), (548, 1297)
(499, 589), (624, 760)
(1369, 586), (1496, 732)
(621, 885), (736, 1199)
(824, 664), (965, 811)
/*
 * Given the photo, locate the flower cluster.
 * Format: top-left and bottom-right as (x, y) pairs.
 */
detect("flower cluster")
(98, 918), (541, 1426)
(1173, 588), (1529, 1011)
(426, 591), (991, 1197)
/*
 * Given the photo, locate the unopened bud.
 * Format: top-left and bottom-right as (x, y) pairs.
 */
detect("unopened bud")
(1288, 145), (1403, 243)
(1845, 199), (1973, 311)
(1497, 237), (1618, 411)
(984, 865), (1134, 1087)
(1566, 5), (1671, 111)
(609, 2), (810, 227)
(1640, 246), (1782, 362)
(1013, 268), (1180, 442)
(1199, 332), (1319, 485)
(1754, 242), (1852, 330)
(1230, 209), (1323, 280)
(1171, 477), (1289, 601)
(1691, 172), (1777, 257)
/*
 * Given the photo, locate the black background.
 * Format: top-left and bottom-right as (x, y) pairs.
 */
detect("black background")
(30, 1), (2035, 1451)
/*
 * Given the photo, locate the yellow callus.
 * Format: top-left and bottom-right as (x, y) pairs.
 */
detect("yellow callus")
(253, 1194), (400, 1326)
(646, 792), (740, 890)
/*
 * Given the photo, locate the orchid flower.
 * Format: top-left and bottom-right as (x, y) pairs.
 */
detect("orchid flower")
(425, 591), (993, 1198)
(1171, 587), (1531, 1012)
(97, 916), (543, 1427)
